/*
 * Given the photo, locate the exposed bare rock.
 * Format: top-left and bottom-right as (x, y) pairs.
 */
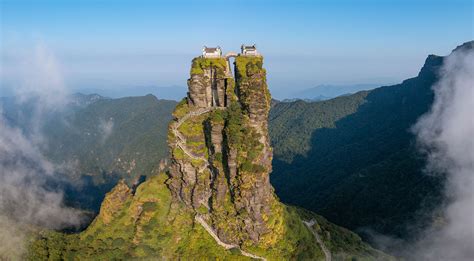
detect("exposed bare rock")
(187, 57), (229, 108)
(168, 55), (281, 246)
(96, 180), (132, 224)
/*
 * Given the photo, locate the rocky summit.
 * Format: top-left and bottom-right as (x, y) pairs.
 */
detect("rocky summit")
(26, 50), (391, 261)
(168, 54), (276, 245)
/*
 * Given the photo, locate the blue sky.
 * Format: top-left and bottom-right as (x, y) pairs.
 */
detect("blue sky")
(1, 0), (473, 99)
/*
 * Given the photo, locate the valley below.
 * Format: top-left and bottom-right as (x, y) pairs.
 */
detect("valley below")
(1, 41), (473, 260)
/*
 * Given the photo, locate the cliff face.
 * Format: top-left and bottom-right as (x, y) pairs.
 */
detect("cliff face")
(187, 57), (230, 108)
(27, 51), (392, 261)
(96, 180), (132, 224)
(168, 55), (280, 245)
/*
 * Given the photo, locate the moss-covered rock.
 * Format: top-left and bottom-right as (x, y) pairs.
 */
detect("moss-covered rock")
(27, 173), (390, 260)
(188, 57), (230, 108)
(27, 174), (253, 260)
(27, 52), (392, 261)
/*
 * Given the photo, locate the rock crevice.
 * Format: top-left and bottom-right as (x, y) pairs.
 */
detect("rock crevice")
(168, 55), (279, 245)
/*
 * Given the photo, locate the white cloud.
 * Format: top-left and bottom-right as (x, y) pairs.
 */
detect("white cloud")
(0, 44), (85, 259)
(412, 45), (474, 260)
(99, 117), (114, 143)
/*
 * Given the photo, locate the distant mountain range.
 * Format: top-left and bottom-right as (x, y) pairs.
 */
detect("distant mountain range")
(0, 47), (447, 243)
(291, 83), (385, 101)
(2, 94), (177, 212)
(5, 41), (472, 259)
(281, 95), (331, 103)
(3, 84), (381, 103)
(268, 43), (473, 252)
(26, 53), (392, 261)
(73, 85), (187, 101)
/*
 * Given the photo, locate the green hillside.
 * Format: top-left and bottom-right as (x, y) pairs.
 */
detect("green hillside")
(2, 94), (177, 212)
(25, 54), (394, 261)
(2, 93), (176, 184)
(28, 172), (391, 260)
(10, 45), (466, 258)
(44, 94), (175, 181)
(47, 94), (176, 211)
(1, 52), (445, 246)
(269, 54), (446, 242)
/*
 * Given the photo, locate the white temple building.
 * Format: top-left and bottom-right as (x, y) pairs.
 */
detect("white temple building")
(241, 45), (258, 56)
(202, 46), (222, 58)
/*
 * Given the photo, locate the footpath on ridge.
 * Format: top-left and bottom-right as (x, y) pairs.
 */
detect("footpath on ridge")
(172, 108), (212, 162)
(195, 215), (267, 261)
(303, 219), (332, 261)
(172, 106), (267, 260)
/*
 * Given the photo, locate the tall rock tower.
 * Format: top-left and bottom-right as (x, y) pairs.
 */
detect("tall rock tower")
(28, 47), (389, 261)
(167, 53), (281, 245)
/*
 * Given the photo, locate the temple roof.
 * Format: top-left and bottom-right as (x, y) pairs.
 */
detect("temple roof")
(242, 45), (256, 50)
(204, 47), (221, 53)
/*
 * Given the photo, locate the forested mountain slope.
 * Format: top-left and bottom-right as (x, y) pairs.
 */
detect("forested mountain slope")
(44, 94), (175, 182)
(27, 53), (391, 261)
(1, 94), (176, 212)
(269, 52), (447, 241)
(50, 95), (177, 211)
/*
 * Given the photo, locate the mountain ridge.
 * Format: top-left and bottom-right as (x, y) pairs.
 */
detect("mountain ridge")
(268, 42), (473, 248)
(26, 53), (391, 260)
(293, 83), (382, 101)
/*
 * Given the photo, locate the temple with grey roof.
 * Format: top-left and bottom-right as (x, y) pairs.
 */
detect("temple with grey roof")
(241, 44), (258, 56)
(202, 46), (222, 58)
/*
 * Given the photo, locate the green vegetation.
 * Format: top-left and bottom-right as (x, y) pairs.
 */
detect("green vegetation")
(155, 54), (388, 260)
(16, 94), (178, 212)
(269, 54), (446, 243)
(27, 173), (248, 260)
(222, 101), (264, 171)
(224, 101), (245, 146)
(238, 202), (326, 260)
(209, 108), (226, 124)
(191, 57), (227, 75)
(23, 49), (407, 260)
(178, 114), (206, 137)
(270, 92), (369, 162)
(178, 112), (209, 159)
(45, 95), (175, 181)
(234, 56), (271, 118)
(234, 56), (265, 79)
(239, 160), (266, 173)
(172, 97), (190, 119)
(296, 207), (394, 260)
(28, 172), (385, 260)
(225, 77), (237, 103)
(28, 175), (386, 260)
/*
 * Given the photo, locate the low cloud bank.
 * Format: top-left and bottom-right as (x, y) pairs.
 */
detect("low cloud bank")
(0, 44), (85, 259)
(411, 46), (474, 260)
(99, 118), (114, 143)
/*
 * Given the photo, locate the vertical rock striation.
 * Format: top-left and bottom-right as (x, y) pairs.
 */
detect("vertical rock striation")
(187, 57), (229, 108)
(27, 49), (391, 261)
(167, 54), (281, 246)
